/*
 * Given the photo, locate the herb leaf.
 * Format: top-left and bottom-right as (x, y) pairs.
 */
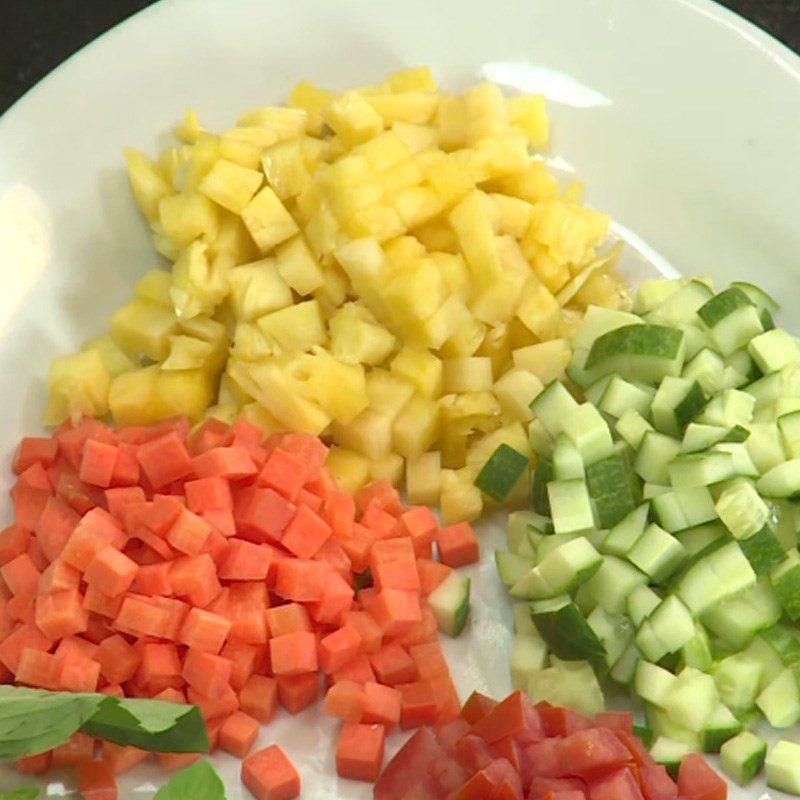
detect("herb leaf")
(2, 789), (41, 800)
(152, 759), (226, 800)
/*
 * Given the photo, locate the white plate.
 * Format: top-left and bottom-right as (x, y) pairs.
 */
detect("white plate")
(1, 0), (799, 796)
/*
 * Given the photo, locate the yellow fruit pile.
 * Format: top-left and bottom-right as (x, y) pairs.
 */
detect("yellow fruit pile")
(45, 67), (631, 522)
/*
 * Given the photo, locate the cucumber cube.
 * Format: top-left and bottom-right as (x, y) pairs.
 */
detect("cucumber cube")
(744, 634), (785, 691)
(652, 377), (706, 437)
(668, 452), (736, 489)
(530, 380), (579, 437)
(714, 479), (769, 539)
(720, 731), (767, 786)
(697, 388), (754, 428)
(572, 306), (643, 351)
(634, 278), (684, 314)
(680, 423), (729, 453)
(627, 584), (661, 627)
(530, 457), (553, 516)
(648, 595), (695, 655)
(627, 524), (687, 584)
(683, 348), (726, 396)
(701, 704), (742, 753)
(698, 288), (763, 355)
(427, 571), (470, 637)
(770, 549), (800, 620)
(600, 503), (649, 557)
(757, 457), (800, 498)
(506, 510), (552, 552)
(756, 668), (800, 728)
(475, 443), (529, 502)
(585, 453), (638, 529)
(738, 525), (786, 576)
(509, 633), (548, 689)
(766, 740), (800, 794)
(610, 640), (639, 685)
(526, 658), (605, 716)
(616, 409), (655, 450)
(528, 419), (554, 460)
(634, 661), (676, 707)
(663, 667), (719, 732)
(748, 328), (800, 374)
(635, 431), (682, 485)
(650, 737), (692, 777)
(730, 281), (780, 313)
(536, 537), (603, 596)
(759, 622), (800, 664)
(531, 596), (606, 662)
(563, 403), (615, 465)
(598, 375), (654, 419)
(647, 279), (714, 326)
(778, 410), (800, 458)
(547, 479), (594, 534)
(513, 602), (537, 635)
(495, 550), (534, 587)
(713, 653), (763, 715)
(712, 442), (759, 478)
(681, 624), (714, 672)
(581, 555), (648, 616)
(702, 580), (782, 649)
(745, 422), (786, 473)
(674, 522), (726, 556)
(587, 606), (634, 668)
(553, 434), (585, 481)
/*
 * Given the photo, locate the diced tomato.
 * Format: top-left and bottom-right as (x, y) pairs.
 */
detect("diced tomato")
(677, 754), (726, 800)
(586, 767), (644, 800)
(374, 727), (445, 800)
(639, 764), (678, 800)
(460, 691), (498, 725)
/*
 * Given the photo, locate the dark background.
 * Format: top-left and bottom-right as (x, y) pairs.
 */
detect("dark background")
(1, 0), (799, 114)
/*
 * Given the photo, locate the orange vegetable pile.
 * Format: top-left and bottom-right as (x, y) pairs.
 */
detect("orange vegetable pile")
(0, 414), (479, 789)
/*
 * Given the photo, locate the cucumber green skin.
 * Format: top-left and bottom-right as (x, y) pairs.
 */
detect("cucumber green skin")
(475, 444), (529, 502)
(674, 382), (708, 431)
(702, 719), (743, 753)
(739, 526), (786, 577)
(586, 453), (639, 529)
(532, 601), (606, 662)
(585, 324), (684, 369)
(698, 287), (753, 327)
(723, 424), (750, 443)
(451, 589), (470, 636)
(532, 458), (553, 516)
(760, 623), (800, 664)
(731, 281), (780, 313)
(633, 725), (655, 749)
(732, 744), (767, 785)
(771, 557), (800, 621)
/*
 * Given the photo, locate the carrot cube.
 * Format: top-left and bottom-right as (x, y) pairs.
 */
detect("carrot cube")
(436, 522), (479, 567)
(131, 561), (173, 596)
(83, 584), (125, 618)
(37, 560), (80, 596)
(17, 461), (52, 491)
(15, 750), (52, 775)
(0, 524), (31, 566)
(363, 681), (402, 727)
(166, 507), (212, 556)
(395, 602), (439, 648)
(137, 431), (193, 489)
(11, 481), (51, 532)
(369, 642), (417, 686)
(341, 611), (383, 654)
(59, 650), (101, 692)
(324, 490), (355, 540)
(61, 508), (126, 571)
(35, 494), (81, 563)
(14, 436), (58, 474)
(184, 476), (233, 513)
(399, 681), (439, 728)
(183, 648), (233, 699)
(217, 582), (268, 644)
(79, 439), (119, 488)
(258, 448), (308, 501)
(141, 494), (184, 536)
(179, 607), (231, 654)
(339, 523), (374, 574)
(55, 634), (98, 662)
(154, 687), (187, 704)
(102, 741), (149, 775)
(369, 589), (422, 636)
(110, 441), (140, 487)
(187, 683), (240, 721)
(1, 553), (40, 597)
(189, 417), (228, 455)
(274, 559), (327, 602)
(319, 626), (363, 674)
(417, 558), (452, 597)
(357, 480), (404, 516)
(361, 502), (398, 539)
(324, 680), (365, 722)
(85, 546), (139, 597)
(331, 653), (376, 686)
(234, 487), (296, 543)
(0, 623), (50, 673)
(35, 588), (88, 639)
(96, 634), (140, 684)
(6, 594), (34, 625)
(114, 595), (172, 639)
(239, 674), (279, 723)
(156, 752), (202, 772)
(219, 710), (260, 758)
(307, 573), (354, 627)
(270, 631), (318, 676)
(408, 642), (449, 680)
(202, 508), (237, 538)
(371, 538), (420, 592)
(193, 446), (258, 480)
(313, 538), (352, 582)
(276, 672), (319, 714)
(138, 643), (181, 688)
(52, 731), (96, 767)
(104, 486), (146, 519)
(399, 506), (438, 558)
(170, 553), (222, 608)
(281, 505), (332, 560)
(242, 744), (301, 800)
(100, 683), (125, 697)
(218, 539), (273, 581)
(16, 647), (63, 690)
(305, 465), (337, 500)
(221, 642), (262, 692)
(336, 721), (386, 782)
(266, 603), (311, 638)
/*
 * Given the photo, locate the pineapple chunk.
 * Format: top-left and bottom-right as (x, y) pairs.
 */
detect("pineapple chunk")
(108, 365), (160, 426)
(329, 303), (396, 365)
(228, 259), (293, 321)
(439, 314), (487, 358)
(388, 67), (437, 93)
(512, 339), (572, 384)
(493, 368), (544, 422)
(507, 94), (548, 148)
(146, 224), (177, 264)
(236, 107), (307, 140)
(326, 446), (371, 494)
(345, 205), (406, 243)
(390, 347), (443, 399)
(356, 131), (411, 172)
(383, 236), (426, 267)
(288, 80), (334, 136)
(489, 160), (558, 204)
(240, 402), (283, 436)
(241, 186), (299, 254)
(475, 324), (512, 378)
(111, 298), (179, 361)
(322, 92), (384, 146)
(464, 82), (509, 144)
(473, 134), (530, 179)
(304, 201), (340, 259)
(134, 269), (172, 307)
(161, 336), (219, 371)
(466, 422), (531, 467)
(448, 191), (503, 286)
(210, 211), (260, 264)
(442, 357), (494, 393)
(366, 369), (416, 420)
(384, 258), (447, 332)
(183, 133), (222, 191)
(436, 95), (468, 151)
(81, 334), (138, 378)
(123, 148), (173, 223)
(440, 467), (483, 524)
(334, 236), (387, 287)
(515, 277), (561, 340)
(392, 122), (439, 154)
(313, 264), (350, 315)
(529, 199), (610, 266)
(232, 323), (273, 361)
(415, 221), (458, 254)
(218, 134), (263, 170)
(174, 108), (203, 145)
(44, 350), (111, 425)
(379, 160), (424, 195)
(152, 368), (215, 423)
(393, 394), (440, 458)
(217, 371), (252, 407)
(222, 126), (279, 149)
(262, 138), (312, 201)
(366, 93), (440, 126)
(275, 235), (325, 296)
(392, 186), (445, 230)
(490, 194), (534, 239)
(158, 191), (219, 246)
(331, 407), (394, 459)
(199, 159), (262, 214)
(430, 253), (471, 300)
(178, 314), (228, 350)
(470, 276), (525, 327)
(171, 241), (229, 319)
(573, 268), (632, 311)
(425, 152), (473, 207)
(369, 452), (405, 487)
(406, 450), (442, 506)
(257, 300), (328, 353)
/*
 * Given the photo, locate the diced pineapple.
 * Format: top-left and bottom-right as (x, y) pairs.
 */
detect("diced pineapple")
(183, 133), (222, 192)
(464, 82), (509, 144)
(356, 131), (411, 172)
(241, 186), (299, 254)
(390, 347), (442, 399)
(171, 241), (229, 319)
(470, 276), (525, 327)
(240, 402), (283, 436)
(108, 365), (160, 426)
(476, 325), (512, 379)
(497, 235), (532, 280)
(406, 450), (442, 506)
(81, 334), (138, 378)
(236, 107), (307, 140)
(288, 81), (334, 136)
(304, 201), (340, 259)
(228, 259), (293, 321)
(442, 357), (494, 394)
(111, 298), (179, 361)
(436, 95), (468, 151)
(218, 134), (263, 170)
(506, 94), (548, 149)
(515, 277), (561, 340)
(44, 350), (111, 425)
(388, 66), (437, 93)
(152, 368), (215, 423)
(440, 467), (483, 524)
(334, 236), (387, 286)
(158, 146), (192, 190)
(393, 394), (440, 458)
(329, 303), (396, 365)
(209, 211), (260, 264)
(490, 194), (534, 239)
(174, 107), (203, 145)
(218, 370), (252, 408)
(161, 336), (218, 371)
(134, 268), (172, 307)
(344, 205), (406, 242)
(466, 422), (531, 467)
(274, 235), (325, 296)
(557, 308), (585, 340)
(199, 158), (262, 214)
(493, 368), (543, 422)
(366, 93), (439, 126)
(322, 92), (384, 146)
(512, 339), (572, 384)
(232, 323), (274, 361)
(332, 407), (394, 460)
(379, 160), (424, 195)
(474, 134), (530, 179)
(415, 222), (458, 253)
(123, 148), (173, 223)
(158, 191), (219, 246)
(392, 122), (439, 154)
(529, 198), (610, 266)
(223, 126), (280, 149)
(448, 191), (503, 286)
(383, 235), (426, 267)
(425, 153), (474, 207)
(369, 452), (405, 487)
(560, 179), (585, 205)
(507, 317), (539, 351)
(326, 446), (371, 494)
(383, 258), (447, 328)
(573, 268), (632, 311)
(313, 264), (350, 316)
(178, 314), (229, 350)
(262, 138), (312, 201)
(488, 160), (559, 204)
(439, 314), (487, 358)
(366, 369), (416, 420)
(392, 186), (445, 230)
(257, 300), (328, 353)
(439, 391), (501, 434)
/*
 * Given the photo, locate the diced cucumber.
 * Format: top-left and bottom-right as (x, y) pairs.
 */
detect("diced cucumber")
(635, 431), (682, 485)
(572, 305), (643, 351)
(773, 498), (800, 550)
(652, 377), (706, 437)
(563, 403), (615, 465)
(674, 521), (726, 556)
(748, 363), (800, 408)
(681, 423), (731, 453)
(759, 623), (800, 665)
(697, 388), (755, 428)
(681, 623), (714, 672)
(531, 595), (606, 662)
(744, 634), (785, 692)
(770, 549), (800, 619)
(584, 373), (615, 407)
(698, 288), (764, 356)
(738, 525), (786, 576)
(587, 606), (634, 668)
(637, 595), (694, 662)
(582, 556), (648, 616)
(627, 583), (662, 628)
(528, 419), (554, 460)
(676, 541), (755, 615)
(643, 483), (671, 498)
(634, 278), (685, 314)
(757, 457), (800, 498)
(616, 409), (655, 451)
(610, 640), (639, 685)
(495, 551), (534, 587)
(536, 531), (582, 559)
(530, 380), (579, 438)
(748, 328), (800, 374)
(668, 451), (736, 489)
(730, 281), (779, 313)
(778, 410), (800, 458)
(707, 539), (757, 595)
(547, 479), (594, 534)
(711, 442), (760, 478)
(586, 453), (639, 529)
(746, 422), (786, 473)
(635, 661), (676, 707)
(727, 347), (760, 383)
(600, 503), (649, 557)
(683, 348), (726, 396)
(713, 653), (763, 715)
(714, 479), (769, 539)
(531, 457), (553, 515)
(475, 444), (529, 502)
(509, 632), (548, 689)
(720, 731), (767, 786)
(427, 571), (470, 637)
(507, 510), (552, 553)
(527, 657), (605, 716)
(627, 523), (687, 584)
(756, 667), (800, 728)
(597, 375), (654, 419)
(519, 537), (603, 600)
(650, 736), (693, 776)
(663, 667), (719, 732)
(552, 434), (584, 480)
(702, 579), (782, 649)
(513, 602), (537, 635)
(652, 486), (716, 533)
(647, 279), (714, 327)
(766, 740), (800, 795)
(701, 704), (742, 753)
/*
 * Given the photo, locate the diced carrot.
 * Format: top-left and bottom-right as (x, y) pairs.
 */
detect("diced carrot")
(281, 505), (332, 560)
(131, 561), (173, 596)
(336, 721), (386, 782)
(59, 650), (101, 691)
(114, 595), (172, 639)
(417, 558), (453, 597)
(324, 679), (365, 722)
(325, 490), (355, 540)
(436, 522), (479, 567)
(15, 750), (52, 775)
(319, 626), (363, 674)
(216, 582), (268, 644)
(34, 494), (81, 563)
(221, 641), (261, 692)
(395, 602), (439, 648)
(61, 508), (126, 571)
(110, 441), (140, 487)
(57, 419), (115, 468)
(369, 589), (422, 637)
(137, 431), (193, 489)
(179, 607), (231, 654)
(83, 612), (114, 644)
(313, 539), (352, 585)
(270, 631), (318, 676)
(219, 710), (260, 758)
(305, 465), (337, 500)
(156, 752), (202, 772)
(165, 507), (212, 556)
(265, 604), (310, 638)
(307, 573), (354, 628)
(339, 523), (374, 574)
(187, 684), (240, 722)
(363, 681), (402, 727)
(274, 559), (327, 602)
(341, 611), (383, 654)
(137, 643), (181, 688)
(170, 553), (222, 608)
(35, 588), (88, 639)
(183, 648), (233, 699)
(193, 446), (258, 480)
(155, 687), (187, 704)
(6, 594), (34, 625)
(199, 527), (228, 569)
(358, 480), (404, 516)
(102, 741), (149, 775)
(55, 634), (98, 661)
(1, 553), (40, 597)
(409, 642), (450, 680)
(52, 731), (96, 766)
(184, 476), (233, 513)
(370, 642), (417, 686)
(11, 481), (51, 531)
(104, 486), (146, 519)
(276, 672), (319, 714)
(239, 674), (279, 723)
(279, 432), (328, 473)
(57, 469), (103, 516)
(331, 653), (376, 686)
(399, 681), (439, 728)
(148, 595), (191, 640)
(296, 489), (323, 514)
(96, 634), (140, 684)
(14, 437), (59, 474)
(234, 487), (296, 543)
(38, 559), (80, 595)
(202, 508), (237, 539)
(227, 418), (265, 447)
(141, 494), (184, 536)
(218, 539), (273, 581)
(83, 584), (125, 619)
(430, 673), (461, 724)
(85, 546), (139, 598)
(242, 744), (301, 800)
(399, 506), (438, 558)
(80, 440), (119, 488)
(99, 683), (125, 697)
(361, 501), (398, 539)
(371, 538), (420, 593)
(257, 448), (308, 503)
(16, 647), (63, 689)
(26, 538), (49, 572)
(189, 417), (229, 455)
(206, 716), (225, 752)
(0, 524), (31, 566)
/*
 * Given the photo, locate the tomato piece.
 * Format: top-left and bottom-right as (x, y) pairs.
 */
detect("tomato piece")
(554, 728), (632, 779)
(587, 767), (644, 800)
(676, 753), (726, 800)
(374, 727), (446, 800)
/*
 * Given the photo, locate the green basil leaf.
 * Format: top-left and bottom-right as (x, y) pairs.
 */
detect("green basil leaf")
(152, 759), (226, 800)
(116, 698), (200, 734)
(2, 788), (40, 800)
